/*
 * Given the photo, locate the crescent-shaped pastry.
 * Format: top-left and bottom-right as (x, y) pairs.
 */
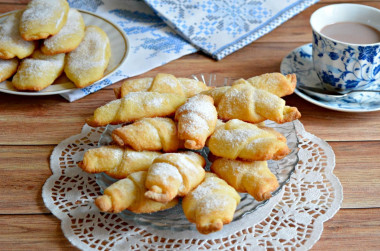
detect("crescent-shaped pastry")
(182, 172), (241, 234)
(0, 58), (19, 82)
(145, 152), (206, 203)
(211, 158), (279, 201)
(207, 119), (290, 161)
(112, 117), (181, 152)
(95, 171), (178, 214)
(86, 92), (187, 127)
(201, 83), (301, 124)
(174, 94), (217, 150)
(20, 0), (69, 41)
(78, 145), (162, 179)
(12, 50), (65, 91)
(232, 73), (297, 97)
(41, 8), (85, 55)
(64, 25), (111, 88)
(0, 11), (36, 59)
(114, 73), (210, 99)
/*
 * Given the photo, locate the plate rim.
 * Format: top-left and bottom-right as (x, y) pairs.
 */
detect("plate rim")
(0, 9), (129, 96)
(280, 43), (380, 113)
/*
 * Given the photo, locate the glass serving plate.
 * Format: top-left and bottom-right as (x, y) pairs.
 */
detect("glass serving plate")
(95, 74), (300, 231)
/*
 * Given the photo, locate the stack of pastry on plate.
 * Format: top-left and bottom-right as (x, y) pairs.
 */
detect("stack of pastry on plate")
(0, 0), (110, 91)
(78, 72), (301, 234)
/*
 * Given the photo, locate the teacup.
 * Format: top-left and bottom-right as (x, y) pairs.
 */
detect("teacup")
(310, 4), (380, 92)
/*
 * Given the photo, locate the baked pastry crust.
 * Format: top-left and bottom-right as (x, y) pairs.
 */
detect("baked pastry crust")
(112, 117), (181, 152)
(207, 119), (290, 161)
(20, 0), (69, 41)
(12, 50), (65, 91)
(182, 172), (241, 234)
(211, 158), (279, 201)
(0, 58), (19, 82)
(86, 92), (187, 127)
(145, 152), (206, 203)
(41, 8), (85, 55)
(202, 83), (301, 124)
(174, 94), (217, 150)
(95, 171), (178, 214)
(232, 73), (297, 97)
(0, 11), (36, 59)
(114, 73), (210, 99)
(78, 145), (162, 179)
(64, 25), (111, 88)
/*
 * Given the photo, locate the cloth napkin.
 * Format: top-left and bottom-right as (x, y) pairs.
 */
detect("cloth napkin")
(61, 0), (197, 102)
(144, 0), (320, 60)
(62, 0), (319, 101)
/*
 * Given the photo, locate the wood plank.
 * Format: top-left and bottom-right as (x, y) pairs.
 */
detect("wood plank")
(0, 4), (24, 12)
(0, 208), (379, 250)
(256, 1), (380, 43)
(0, 146), (53, 214)
(0, 214), (76, 250)
(330, 141), (380, 209)
(312, 208), (380, 251)
(0, 142), (378, 214)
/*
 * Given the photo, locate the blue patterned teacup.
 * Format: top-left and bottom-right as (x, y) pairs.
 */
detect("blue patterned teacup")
(310, 4), (380, 92)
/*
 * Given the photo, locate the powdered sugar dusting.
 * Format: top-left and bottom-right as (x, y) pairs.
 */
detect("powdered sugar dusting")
(177, 95), (216, 135)
(213, 128), (261, 148)
(21, 0), (65, 30)
(177, 95), (216, 119)
(198, 194), (229, 213)
(192, 178), (222, 201)
(149, 162), (182, 186)
(179, 113), (208, 135)
(0, 12), (35, 49)
(0, 59), (17, 73)
(123, 92), (166, 108)
(44, 9), (84, 50)
(66, 26), (109, 79)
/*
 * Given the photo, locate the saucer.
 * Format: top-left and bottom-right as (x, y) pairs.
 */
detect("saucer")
(280, 43), (380, 112)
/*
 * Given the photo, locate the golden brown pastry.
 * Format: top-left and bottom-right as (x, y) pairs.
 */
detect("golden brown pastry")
(95, 171), (178, 214)
(78, 145), (162, 179)
(12, 50), (65, 91)
(0, 11), (36, 59)
(207, 119), (290, 161)
(114, 73), (210, 99)
(174, 94), (217, 150)
(201, 83), (301, 124)
(211, 158), (279, 201)
(112, 117), (181, 152)
(0, 58), (19, 82)
(145, 152), (206, 203)
(41, 8), (85, 55)
(64, 25), (111, 88)
(86, 92), (187, 127)
(232, 73), (297, 97)
(182, 172), (241, 234)
(20, 0), (69, 41)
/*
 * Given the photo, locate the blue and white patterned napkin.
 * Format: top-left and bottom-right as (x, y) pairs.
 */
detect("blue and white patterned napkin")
(144, 0), (319, 60)
(61, 0), (196, 102)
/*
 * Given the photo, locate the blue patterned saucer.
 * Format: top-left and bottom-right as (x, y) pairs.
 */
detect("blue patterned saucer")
(281, 43), (380, 112)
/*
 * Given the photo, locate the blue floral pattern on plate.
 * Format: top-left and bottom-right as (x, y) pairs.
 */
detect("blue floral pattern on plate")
(280, 44), (380, 112)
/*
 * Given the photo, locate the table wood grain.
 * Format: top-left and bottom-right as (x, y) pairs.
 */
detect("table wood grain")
(1, 0), (379, 250)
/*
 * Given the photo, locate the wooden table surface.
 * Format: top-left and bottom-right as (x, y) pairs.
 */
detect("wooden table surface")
(1, 0), (380, 250)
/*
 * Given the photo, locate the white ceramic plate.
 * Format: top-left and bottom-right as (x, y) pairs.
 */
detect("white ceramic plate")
(281, 43), (380, 112)
(0, 9), (129, 96)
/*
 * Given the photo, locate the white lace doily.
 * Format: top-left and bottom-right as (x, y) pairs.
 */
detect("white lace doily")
(43, 120), (342, 250)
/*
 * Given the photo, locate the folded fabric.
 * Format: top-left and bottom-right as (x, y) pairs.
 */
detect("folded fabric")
(61, 0), (197, 102)
(144, 0), (319, 60)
